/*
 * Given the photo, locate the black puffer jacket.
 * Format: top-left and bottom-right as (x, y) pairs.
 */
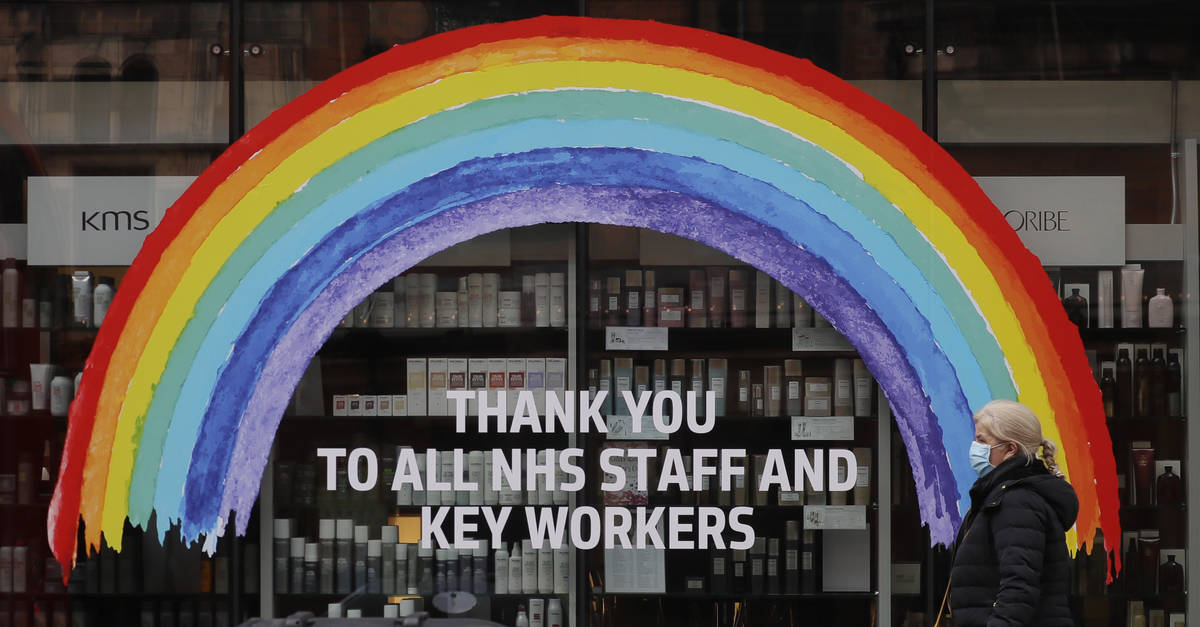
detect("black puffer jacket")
(949, 456), (1079, 627)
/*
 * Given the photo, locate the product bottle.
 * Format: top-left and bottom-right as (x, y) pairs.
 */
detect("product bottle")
(472, 541), (488, 593)
(603, 276), (621, 326)
(1148, 288), (1174, 328)
(36, 439), (55, 502)
(494, 543), (509, 594)
(547, 598), (563, 627)
(1099, 365), (1117, 419)
(1133, 347), (1151, 417)
(353, 525), (369, 590)
(434, 549), (448, 593)
(417, 545), (434, 596)
(515, 605), (529, 627)
(1062, 288), (1088, 328)
(366, 540), (381, 594)
(303, 543), (319, 594)
(508, 543), (522, 594)
(1160, 554), (1184, 595)
(93, 277), (114, 327)
(1167, 351), (1183, 417)
(1156, 465), (1182, 506)
(71, 271), (92, 328)
(521, 540), (537, 595)
(317, 519), (335, 594)
(335, 519), (353, 594)
(1116, 347), (1133, 418)
(289, 537), (305, 594)
(2, 258), (19, 328)
(1150, 347), (1168, 416)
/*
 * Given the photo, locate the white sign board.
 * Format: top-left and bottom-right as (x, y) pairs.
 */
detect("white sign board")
(605, 326), (669, 351)
(790, 416), (855, 441)
(27, 176), (195, 266)
(974, 176), (1124, 266)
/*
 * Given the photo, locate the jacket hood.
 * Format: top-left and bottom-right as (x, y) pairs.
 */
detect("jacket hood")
(974, 458), (1079, 532)
(1017, 474), (1080, 532)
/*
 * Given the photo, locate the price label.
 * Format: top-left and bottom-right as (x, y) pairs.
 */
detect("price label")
(791, 416), (855, 441)
(606, 326), (669, 351)
(803, 505), (867, 530)
(792, 327), (854, 351)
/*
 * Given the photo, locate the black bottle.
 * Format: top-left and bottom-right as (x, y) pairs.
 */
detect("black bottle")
(1167, 351), (1182, 417)
(1149, 347), (1168, 416)
(1115, 348), (1133, 418)
(1062, 288), (1088, 328)
(1133, 347), (1151, 417)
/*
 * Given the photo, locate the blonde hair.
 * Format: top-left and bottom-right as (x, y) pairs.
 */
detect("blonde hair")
(973, 399), (1063, 477)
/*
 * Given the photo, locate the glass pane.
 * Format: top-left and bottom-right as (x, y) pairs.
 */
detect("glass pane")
(583, 226), (880, 624)
(1, 3), (233, 626)
(268, 224), (575, 621)
(243, 0), (578, 128)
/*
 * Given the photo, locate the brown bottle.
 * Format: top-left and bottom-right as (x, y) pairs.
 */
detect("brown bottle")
(736, 370), (751, 416)
(1133, 347), (1151, 417)
(1156, 465), (1182, 506)
(604, 277), (622, 326)
(588, 279), (602, 329)
(1115, 347), (1133, 418)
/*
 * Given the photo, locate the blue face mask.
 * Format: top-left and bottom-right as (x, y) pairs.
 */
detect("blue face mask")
(970, 440), (1003, 477)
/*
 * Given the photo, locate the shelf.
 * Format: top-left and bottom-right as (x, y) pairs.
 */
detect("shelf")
(595, 591), (876, 600)
(587, 328), (858, 355)
(1077, 327), (1185, 343)
(320, 327), (569, 359)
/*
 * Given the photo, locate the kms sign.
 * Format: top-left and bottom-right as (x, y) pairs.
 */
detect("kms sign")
(27, 176), (194, 266)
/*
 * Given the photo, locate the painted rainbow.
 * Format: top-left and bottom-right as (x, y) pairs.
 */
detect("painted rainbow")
(48, 16), (1119, 572)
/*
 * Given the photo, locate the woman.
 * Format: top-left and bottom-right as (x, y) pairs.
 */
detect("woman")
(947, 399), (1079, 626)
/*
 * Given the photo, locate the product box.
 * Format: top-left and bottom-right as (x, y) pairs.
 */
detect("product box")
(755, 271), (771, 329)
(347, 394), (363, 417)
(833, 359), (853, 416)
(487, 358), (507, 414)
(332, 394), (348, 417)
(613, 358), (634, 416)
(1097, 270), (1115, 328)
(391, 395), (407, 417)
(506, 358), (526, 416)
(468, 358), (488, 416)
(362, 395), (377, 417)
(852, 359), (874, 417)
(446, 358), (468, 416)
(804, 377), (832, 417)
(427, 357), (449, 416)
(688, 269), (707, 328)
(547, 358), (567, 411)
(774, 279), (792, 329)
(658, 287), (685, 327)
(708, 358), (727, 418)
(406, 358), (427, 416)
(377, 396), (392, 416)
(526, 358), (547, 416)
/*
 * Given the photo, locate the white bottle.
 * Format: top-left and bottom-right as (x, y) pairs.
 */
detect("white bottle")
(2, 259), (18, 329)
(1148, 288), (1174, 328)
(553, 547), (569, 594)
(93, 277), (114, 327)
(537, 547), (553, 594)
(494, 543), (509, 594)
(515, 605), (529, 627)
(508, 543), (522, 594)
(521, 540), (537, 594)
(547, 598), (563, 627)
